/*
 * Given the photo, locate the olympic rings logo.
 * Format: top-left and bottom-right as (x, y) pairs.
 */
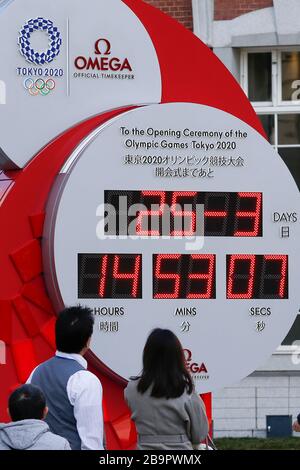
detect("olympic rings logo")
(23, 78), (56, 96)
(18, 18), (62, 66)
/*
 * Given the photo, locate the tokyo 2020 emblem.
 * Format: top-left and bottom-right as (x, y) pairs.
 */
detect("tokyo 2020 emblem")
(18, 17), (62, 65)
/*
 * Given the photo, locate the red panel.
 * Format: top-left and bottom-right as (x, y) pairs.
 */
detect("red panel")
(12, 296), (40, 337)
(111, 413), (137, 450)
(201, 392), (212, 425)
(11, 339), (37, 383)
(9, 383), (22, 394)
(104, 422), (124, 450)
(0, 349), (19, 422)
(0, 300), (13, 345)
(40, 317), (56, 351)
(103, 396), (109, 423)
(29, 212), (45, 238)
(32, 335), (56, 363)
(10, 240), (42, 283)
(22, 277), (55, 315)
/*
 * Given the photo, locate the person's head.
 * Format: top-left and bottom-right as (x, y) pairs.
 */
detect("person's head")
(137, 328), (194, 399)
(8, 385), (47, 422)
(56, 305), (94, 355)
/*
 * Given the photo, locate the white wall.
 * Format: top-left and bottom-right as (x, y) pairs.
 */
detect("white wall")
(213, 375), (300, 438)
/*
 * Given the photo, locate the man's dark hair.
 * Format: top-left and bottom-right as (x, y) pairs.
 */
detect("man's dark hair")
(9, 385), (46, 422)
(55, 306), (94, 354)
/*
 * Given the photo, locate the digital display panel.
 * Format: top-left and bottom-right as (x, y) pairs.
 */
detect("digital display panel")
(226, 255), (288, 299)
(105, 190), (262, 237)
(78, 254), (142, 299)
(153, 254), (216, 299)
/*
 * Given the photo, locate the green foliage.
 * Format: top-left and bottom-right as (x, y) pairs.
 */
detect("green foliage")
(215, 438), (300, 450)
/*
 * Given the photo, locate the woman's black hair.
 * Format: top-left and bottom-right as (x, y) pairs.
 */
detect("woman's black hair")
(137, 328), (194, 399)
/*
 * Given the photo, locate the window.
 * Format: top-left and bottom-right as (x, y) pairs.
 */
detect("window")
(281, 51), (300, 102)
(241, 49), (300, 343)
(257, 113), (300, 190)
(278, 114), (300, 145)
(248, 52), (272, 103)
(241, 49), (300, 106)
(259, 114), (275, 145)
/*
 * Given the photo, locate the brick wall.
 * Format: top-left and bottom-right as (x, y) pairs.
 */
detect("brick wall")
(143, 0), (274, 30)
(144, 0), (193, 30)
(214, 0), (273, 21)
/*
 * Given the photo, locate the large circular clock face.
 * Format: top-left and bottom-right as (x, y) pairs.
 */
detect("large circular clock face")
(43, 103), (300, 393)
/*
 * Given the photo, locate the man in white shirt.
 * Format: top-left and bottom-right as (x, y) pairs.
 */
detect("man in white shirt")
(27, 306), (104, 450)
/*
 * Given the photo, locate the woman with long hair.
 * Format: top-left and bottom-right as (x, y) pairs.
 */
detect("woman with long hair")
(124, 328), (209, 450)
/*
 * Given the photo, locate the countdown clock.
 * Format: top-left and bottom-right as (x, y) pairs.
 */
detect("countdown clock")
(1, 0), (299, 450)
(43, 102), (300, 393)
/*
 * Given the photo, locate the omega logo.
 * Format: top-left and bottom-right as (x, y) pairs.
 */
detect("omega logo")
(74, 38), (132, 72)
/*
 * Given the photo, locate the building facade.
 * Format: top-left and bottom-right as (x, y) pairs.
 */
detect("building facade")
(149, 0), (300, 438)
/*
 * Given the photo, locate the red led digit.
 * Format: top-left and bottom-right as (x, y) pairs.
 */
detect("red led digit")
(234, 192), (262, 237)
(98, 255), (108, 298)
(187, 255), (215, 299)
(204, 193), (228, 218)
(204, 193), (230, 236)
(227, 254), (256, 299)
(112, 255), (141, 298)
(136, 191), (166, 236)
(171, 192), (197, 236)
(264, 255), (288, 298)
(154, 254), (181, 299)
(204, 211), (227, 217)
